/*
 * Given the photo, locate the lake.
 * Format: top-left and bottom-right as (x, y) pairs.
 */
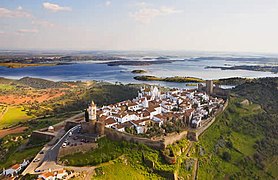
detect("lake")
(0, 58), (277, 89)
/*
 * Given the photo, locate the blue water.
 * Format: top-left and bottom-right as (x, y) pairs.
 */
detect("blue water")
(0, 59), (277, 89)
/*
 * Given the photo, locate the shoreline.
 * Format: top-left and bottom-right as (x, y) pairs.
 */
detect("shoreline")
(0, 62), (74, 69)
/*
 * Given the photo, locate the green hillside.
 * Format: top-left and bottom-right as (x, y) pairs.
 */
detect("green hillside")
(197, 77), (278, 179)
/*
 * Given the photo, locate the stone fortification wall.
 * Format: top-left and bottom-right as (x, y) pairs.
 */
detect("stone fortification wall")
(104, 127), (188, 150)
(30, 131), (55, 142)
(104, 127), (165, 149)
(81, 121), (105, 135)
(163, 131), (188, 147)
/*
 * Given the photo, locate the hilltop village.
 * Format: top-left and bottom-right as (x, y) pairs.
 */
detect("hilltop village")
(86, 81), (225, 137)
(0, 80), (229, 179)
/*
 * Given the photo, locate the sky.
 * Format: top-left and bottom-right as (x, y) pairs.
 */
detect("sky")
(0, 0), (278, 53)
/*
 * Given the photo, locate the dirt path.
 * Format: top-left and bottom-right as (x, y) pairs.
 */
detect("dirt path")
(0, 126), (28, 138)
(192, 158), (198, 180)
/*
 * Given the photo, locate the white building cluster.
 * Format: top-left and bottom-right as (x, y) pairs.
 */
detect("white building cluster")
(1, 160), (29, 177)
(96, 86), (224, 134)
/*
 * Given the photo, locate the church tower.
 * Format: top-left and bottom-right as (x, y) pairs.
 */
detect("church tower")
(88, 100), (97, 121)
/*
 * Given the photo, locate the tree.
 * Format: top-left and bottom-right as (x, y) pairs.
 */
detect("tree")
(222, 151), (231, 162)
(84, 109), (89, 122)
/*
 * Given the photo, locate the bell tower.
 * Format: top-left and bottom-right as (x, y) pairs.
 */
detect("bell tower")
(89, 100), (97, 121)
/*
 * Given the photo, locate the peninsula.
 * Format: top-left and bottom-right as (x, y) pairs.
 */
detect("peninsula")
(206, 65), (278, 74)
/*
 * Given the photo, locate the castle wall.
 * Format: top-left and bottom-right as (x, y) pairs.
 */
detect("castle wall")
(65, 121), (80, 131)
(104, 127), (188, 150)
(30, 131), (55, 143)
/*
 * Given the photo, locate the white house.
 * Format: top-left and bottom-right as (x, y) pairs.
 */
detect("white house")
(191, 116), (202, 128)
(55, 169), (68, 179)
(2, 160), (29, 177)
(2, 164), (21, 176)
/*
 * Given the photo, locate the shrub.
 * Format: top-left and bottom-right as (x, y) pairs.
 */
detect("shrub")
(222, 151), (231, 162)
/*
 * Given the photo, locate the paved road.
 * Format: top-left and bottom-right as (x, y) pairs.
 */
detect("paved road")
(22, 113), (83, 175)
(35, 125), (81, 172)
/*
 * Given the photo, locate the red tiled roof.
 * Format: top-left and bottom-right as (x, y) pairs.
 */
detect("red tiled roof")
(11, 164), (20, 170)
(131, 119), (150, 126)
(41, 172), (54, 178)
(116, 122), (133, 129)
(105, 118), (116, 125)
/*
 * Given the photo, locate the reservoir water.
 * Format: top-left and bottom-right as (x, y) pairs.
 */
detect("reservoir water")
(0, 58), (277, 88)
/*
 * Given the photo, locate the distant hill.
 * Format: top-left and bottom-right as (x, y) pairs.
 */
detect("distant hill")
(16, 77), (68, 89)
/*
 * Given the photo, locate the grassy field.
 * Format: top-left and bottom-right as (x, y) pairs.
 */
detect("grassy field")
(0, 106), (34, 128)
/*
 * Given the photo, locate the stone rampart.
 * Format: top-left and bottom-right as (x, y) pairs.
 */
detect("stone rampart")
(104, 127), (188, 150)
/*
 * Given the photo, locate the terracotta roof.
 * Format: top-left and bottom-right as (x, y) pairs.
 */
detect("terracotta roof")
(105, 118), (116, 125)
(147, 107), (156, 112)
(131, 119), (150, 126)
(185, 109), (195, 116)
(116, 122), (133, 129)
(128, 102), (138, 106)
(149, 103), (160, 109)
(99, 115), (108, 122)
(187, 89), (195, 93)
(57, 169), (66, 174)
(41, 172), (54, 178)
(11, 164), (20, 170)
(154, 114), (166, 120)
(142, 110), (150, 117)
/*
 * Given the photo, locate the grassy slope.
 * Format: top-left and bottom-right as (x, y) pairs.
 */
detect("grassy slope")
(60, 137), (178, 179)
(93, 159), (155, 180)
(197, 96), (275, 179)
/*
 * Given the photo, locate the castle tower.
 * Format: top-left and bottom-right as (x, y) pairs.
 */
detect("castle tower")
(88, 100), (97, 121)
(206, 80), (214, 95)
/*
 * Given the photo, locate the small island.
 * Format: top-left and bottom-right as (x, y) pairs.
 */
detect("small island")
(134, 75), (204, 83)
(131, 70), (147, 74)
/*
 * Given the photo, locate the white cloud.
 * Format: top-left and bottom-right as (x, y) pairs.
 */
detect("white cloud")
(17, 6), (23, 10)
(130, 5), (182, 24)
(43, 2), (71, 12)
(134, 2), (149, 8)
(32, 19), (55, 28)
(17, 29), (38, 33)
(105, 1), (111, 7)
(0, 7), (32, 18)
